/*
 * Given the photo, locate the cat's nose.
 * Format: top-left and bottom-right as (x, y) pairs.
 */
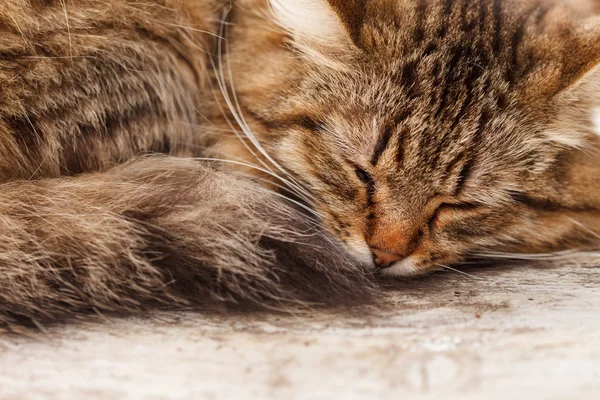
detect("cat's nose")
(370, 248), (403, 267)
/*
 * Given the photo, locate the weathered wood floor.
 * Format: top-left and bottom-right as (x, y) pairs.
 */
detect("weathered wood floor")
(1, 256), (599, 399)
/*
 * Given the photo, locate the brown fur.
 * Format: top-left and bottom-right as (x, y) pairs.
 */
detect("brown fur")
(0, 156), (376, 328)
(0, 0), (378, 329)
(0, 0), (599, 328)
(222, 0), (600, 275)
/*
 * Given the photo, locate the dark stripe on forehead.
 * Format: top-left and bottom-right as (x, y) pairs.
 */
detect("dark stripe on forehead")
(507, 11), (531, 85)
(371, 126), (393, 166)
(443, 0), (453, 17)
(371, 110), (411, 166)
(454, 157), (475, 196)
(433, 45), (466, 121)
(396, 126), (409, 167)
(478, 0), (487, 32)
(492, 0), (504, 55)
(460, 0), (479, 31)
(432, 63), (487, 167)
(413, 0), (428, 43)
(444, 105), (491, 196)
(436, 0), (453, 38)
(442, 153), (467, 191)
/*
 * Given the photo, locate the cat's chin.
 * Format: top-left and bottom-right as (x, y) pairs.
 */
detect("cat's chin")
(378, 257), (425, 277)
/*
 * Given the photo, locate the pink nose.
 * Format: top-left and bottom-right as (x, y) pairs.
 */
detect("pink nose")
(370, 248), (403, 267)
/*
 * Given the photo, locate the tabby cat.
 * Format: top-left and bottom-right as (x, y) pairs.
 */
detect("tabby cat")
(0, 0), (599, 327)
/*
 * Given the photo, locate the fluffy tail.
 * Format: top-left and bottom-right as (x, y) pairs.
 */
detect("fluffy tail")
(0, 156), (376, 329)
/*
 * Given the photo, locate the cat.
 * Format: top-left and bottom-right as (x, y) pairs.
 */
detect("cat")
(0, 0), (598, 328)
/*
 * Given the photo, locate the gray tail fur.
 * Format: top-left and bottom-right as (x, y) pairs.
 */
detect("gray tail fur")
(0, 156), (377, 330)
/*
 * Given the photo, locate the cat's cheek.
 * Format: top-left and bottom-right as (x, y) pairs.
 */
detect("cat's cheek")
(340, 235), (374, 266)
(314, 207), (374, 266)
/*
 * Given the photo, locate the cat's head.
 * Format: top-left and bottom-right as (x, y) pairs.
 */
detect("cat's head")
(216, 0), (600, 275)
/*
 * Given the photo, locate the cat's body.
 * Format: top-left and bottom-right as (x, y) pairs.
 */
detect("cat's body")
(0, 0), (599, 327)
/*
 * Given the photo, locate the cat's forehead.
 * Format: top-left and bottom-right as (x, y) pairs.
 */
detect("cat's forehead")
(359, 0), (544, 49)
(301, 0), (560, 157)
(267, 0), (594, 123)
(266, 0), (598, 199)
(353, 0), (582, 98)
(358, 0), (532, 75)
(301, 52), (541, 205)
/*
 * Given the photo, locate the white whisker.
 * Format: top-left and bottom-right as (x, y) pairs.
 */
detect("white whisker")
(435, 263), (483, 280)
(568, 217), (600, 240)
(204, 26), (317, 213)
(472, 249), (587, 261)
(215, 11), (315, 202)
(161, 23), (225, 38)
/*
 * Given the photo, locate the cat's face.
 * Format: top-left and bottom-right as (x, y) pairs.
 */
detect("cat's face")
(220, 0), (600, 275)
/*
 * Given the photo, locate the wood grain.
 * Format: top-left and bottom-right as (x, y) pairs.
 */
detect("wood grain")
(0, 256), (599, 399)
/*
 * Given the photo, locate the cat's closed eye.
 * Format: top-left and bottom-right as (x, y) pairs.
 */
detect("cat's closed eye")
(230, 0), (600, 279)
(354, 167), (371, 184)
(354, 167), (377, 199)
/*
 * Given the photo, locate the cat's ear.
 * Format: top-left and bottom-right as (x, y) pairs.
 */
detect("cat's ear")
(533, 16), (600, 99)
(555, 18), (600, 96)
(541, 17), (600, 149)
(269, 0), (365, 65)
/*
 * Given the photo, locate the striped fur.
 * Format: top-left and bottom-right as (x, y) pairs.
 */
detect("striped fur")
(0, 0), (599, 328)
(223, 0), (600, 275)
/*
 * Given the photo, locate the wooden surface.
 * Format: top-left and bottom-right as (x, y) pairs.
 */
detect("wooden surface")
(1, 256), (599, 399)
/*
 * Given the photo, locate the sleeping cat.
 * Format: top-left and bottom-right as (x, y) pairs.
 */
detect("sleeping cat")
(0, 0), (598, 327)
